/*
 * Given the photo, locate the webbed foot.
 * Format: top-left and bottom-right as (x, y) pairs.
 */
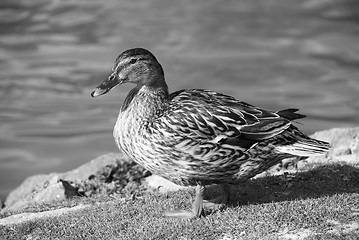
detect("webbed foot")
(164, 185), (205, 219)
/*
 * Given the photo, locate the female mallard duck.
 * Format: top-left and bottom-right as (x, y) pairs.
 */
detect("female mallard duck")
(91, 48), (330, 219)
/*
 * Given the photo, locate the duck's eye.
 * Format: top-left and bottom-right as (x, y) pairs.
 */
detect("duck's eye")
(129, 58), (137, 64)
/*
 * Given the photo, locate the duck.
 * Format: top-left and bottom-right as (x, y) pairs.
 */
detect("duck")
(91, 48), (330, 219)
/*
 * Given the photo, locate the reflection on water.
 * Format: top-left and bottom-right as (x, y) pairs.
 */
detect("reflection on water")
(0, 0), (359, 199)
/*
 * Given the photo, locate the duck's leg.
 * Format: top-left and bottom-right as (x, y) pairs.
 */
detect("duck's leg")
(164, 184), (205, 219)
(203, 184), (230, 211)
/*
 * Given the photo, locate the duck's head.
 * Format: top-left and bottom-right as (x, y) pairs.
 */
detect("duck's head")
(91, 48), (167, 97)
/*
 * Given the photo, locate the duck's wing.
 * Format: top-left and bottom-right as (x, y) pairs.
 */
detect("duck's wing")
(160, 89), (302, 142)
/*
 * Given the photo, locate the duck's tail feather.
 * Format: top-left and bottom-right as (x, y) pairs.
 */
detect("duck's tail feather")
(275, 138), (330, 157)
(276, 108), (306, 121)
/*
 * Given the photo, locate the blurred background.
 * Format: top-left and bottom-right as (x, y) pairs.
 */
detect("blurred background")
(0, 0), (359, 200)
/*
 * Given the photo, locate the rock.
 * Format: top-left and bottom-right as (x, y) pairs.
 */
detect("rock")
(309, 127), (359, 164)
(32, 176), (67, 204)
(3, 175), (67, 214)
(145, 175), (187, 193)
(60, 152), (126, 182)
(3, 173), (58, 213)
(2, 152), (132, 214)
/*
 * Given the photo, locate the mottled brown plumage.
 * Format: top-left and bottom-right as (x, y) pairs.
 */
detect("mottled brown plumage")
(91, 48), (330, 218)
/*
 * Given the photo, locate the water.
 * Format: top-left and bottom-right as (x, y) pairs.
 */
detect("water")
(0, 0), (359, 200)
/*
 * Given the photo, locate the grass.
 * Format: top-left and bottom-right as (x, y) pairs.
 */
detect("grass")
(1, 162), (359, 240)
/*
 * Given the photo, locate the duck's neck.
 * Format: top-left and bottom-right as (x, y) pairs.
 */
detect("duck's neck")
(120, 84), (169, 120)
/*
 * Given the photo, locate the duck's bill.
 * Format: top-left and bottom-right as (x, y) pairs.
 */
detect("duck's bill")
(91, 73), (122, 98)
(91, 87), (110, 98)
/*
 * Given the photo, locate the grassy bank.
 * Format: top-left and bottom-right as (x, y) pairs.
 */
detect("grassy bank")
(1, 163), (359, 239)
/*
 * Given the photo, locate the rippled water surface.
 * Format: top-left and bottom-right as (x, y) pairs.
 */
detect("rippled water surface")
(1, 0), (359, 199)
